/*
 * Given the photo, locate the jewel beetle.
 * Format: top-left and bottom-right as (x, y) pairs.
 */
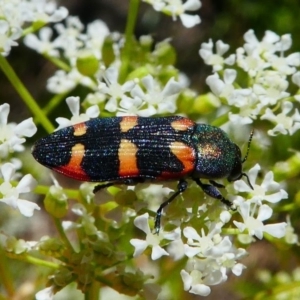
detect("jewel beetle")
(32, 116), (253, 233)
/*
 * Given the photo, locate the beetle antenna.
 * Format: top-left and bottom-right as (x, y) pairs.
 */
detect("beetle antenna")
(241, 130), (254, 190)
(242, 129), (254, 163)
(242, 172), (254, 190)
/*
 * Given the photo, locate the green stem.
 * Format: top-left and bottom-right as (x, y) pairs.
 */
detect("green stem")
(34, 92), (68, 126)
(0, 179), (80, 199)
(0, 247), (14, 298)
(22, 23), (46, 36)
(0, 55), (54, 133)
(119, 0), (140, 83)
(211, 112), (230, 127)
(44, 54), (71, 71)
(85, 280), (100, 300)
(222, 228), (240, 235)
(253, 282), (300, 300)
(33, 183), (81, 199)
(52, 217), (76, 253)
(24, 255), (60, 269)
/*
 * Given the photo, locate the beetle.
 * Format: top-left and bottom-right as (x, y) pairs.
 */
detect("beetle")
(32, 116), (253, 233)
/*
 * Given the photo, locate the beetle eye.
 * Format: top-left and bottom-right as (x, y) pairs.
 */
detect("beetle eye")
(227, 164), (242, 182)
(228, 131), (254, 189)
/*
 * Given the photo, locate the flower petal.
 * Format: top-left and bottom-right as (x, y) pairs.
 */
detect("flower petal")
(14, 118), (37, 137)
(151, 245), (169, 260)
(263, 223), (287, 238)
(16, 174), (37, 193)
(0, 103), (10, 125)
(133, 213), (150, 234)
(1, 163), (15, 182)
(17, 199), (40, 217)
(130, 239), (148, 257)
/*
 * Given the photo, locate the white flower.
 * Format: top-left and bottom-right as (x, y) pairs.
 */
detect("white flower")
(233, 200), (287, 240)
(116, 95), (156, 117)
(0, 163), (39, 217)
(292, 71), (300, 87)
(0, 103), (37, 158)
(261, 101), (300, 136)
(167, 233), (185, 260)
(79, 20), (110, 59)
(243, 30), (281, 57)
(200, 39), (235, 71)
(229, 112), (254, 126)
(254, 72), (290, 106)
(144, 0), (201, 28)
(168, 0), (201, 28)
(206, 70), (236, 98)
(36, 286), (54, 300)
(100, 66), (136, 113)
(218, 252), (246, 276)
(233, 164), (288, 205)
(183, 225), (231, 258)
(220, 210), (231, 223)
(266, 52), (300, 75)
(236, 30), (279, 77)
(237, 30), (300, 78)
(227, 88), (262, 115)
(24, 27), (60, 57)
(0, 20), (22, 56)
(0, 0), (68, 56)
(180, 226), (247, 297)
(71, 203), (99, 236)
(53, 16), (84, 58)
(55, 96), (99, 130)
(130, 75), (181, 114)
(284, 216), (299, 245)
(135, 184), (174, 208)
(180, 269), (211, 296)
(130, 213), (180, 260)
(47, 58), (97, 94)
(47, 70), (76, 93)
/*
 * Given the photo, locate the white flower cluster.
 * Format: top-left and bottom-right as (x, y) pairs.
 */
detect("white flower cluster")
(24, 17), (109, 94)
(200, 30), (300, 136)
(54, 96), (99, 130)
(0, 103), (37, 160)
(24, 14), (184, 117)
(100, 67), (181, 116)
(232, 164), (287, 242)
(0, 163), (39, 216)
(53, 88), (181, 131)
(130, 164), (288, 296)
(0, 0), (68, 56)
(0, 103), (39, 216)
(143, 0), (201, 28)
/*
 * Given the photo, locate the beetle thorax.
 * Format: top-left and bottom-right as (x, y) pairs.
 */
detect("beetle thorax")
(191, 124), (241, 180)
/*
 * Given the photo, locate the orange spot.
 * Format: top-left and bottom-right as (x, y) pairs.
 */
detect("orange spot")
(73, 122), (87, 136)
(120, 116), (138, 133)
(171, 118), (195, 131)
(54, 143), (89, 181)
(118, 139), (139, 177)
(160, 142), (195, 179)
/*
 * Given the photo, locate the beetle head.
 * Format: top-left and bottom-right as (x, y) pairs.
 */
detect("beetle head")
(227, 130), (254, 189)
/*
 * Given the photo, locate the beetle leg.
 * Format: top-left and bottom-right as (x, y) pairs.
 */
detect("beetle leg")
(93, 178), (146, 193)
(209, 180), (225, 188)
(93, 182), (114, 193)
(154, 179), (188, 234)
(194, 178), (232, 207)
(123, 178), (146, 185)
